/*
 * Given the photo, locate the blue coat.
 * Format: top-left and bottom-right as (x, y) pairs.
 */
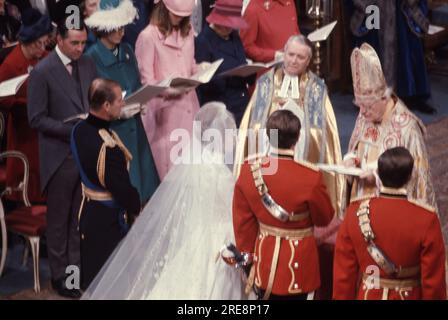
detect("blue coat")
(347, 0), (430, 99)
(84, 28), (97, 52)
(195, 25), (254, 125)
(85, 40), (160, 204)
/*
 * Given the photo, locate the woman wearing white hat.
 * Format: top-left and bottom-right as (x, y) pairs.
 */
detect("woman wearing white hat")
(85, 0), (160, 205)
(135, 0), (201, 180)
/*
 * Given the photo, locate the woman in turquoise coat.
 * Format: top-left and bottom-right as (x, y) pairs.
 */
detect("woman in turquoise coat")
(85, 0), (159, 204)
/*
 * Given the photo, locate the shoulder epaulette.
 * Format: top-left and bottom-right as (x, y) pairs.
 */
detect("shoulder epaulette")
(111, 130), (133, 162)
(295, 159), (319, 172)
(408, 198), (436, 213)
(98, 129), (116, 148)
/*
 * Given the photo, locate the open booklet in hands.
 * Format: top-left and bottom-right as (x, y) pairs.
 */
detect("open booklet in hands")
(63, 104), (143, 123)
(316, 164), (364, 177)
(62, 60), (224, 123)
(217, 21), (338, 79)
(63, 113), (88, 123)
(218, 59), (283, 78)
(317, 161), (377, 177)
(0, 74), (29, 98)
(123, 58), (224, 105)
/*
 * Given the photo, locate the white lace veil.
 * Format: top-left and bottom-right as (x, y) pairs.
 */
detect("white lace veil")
(82, 102), (244, 300)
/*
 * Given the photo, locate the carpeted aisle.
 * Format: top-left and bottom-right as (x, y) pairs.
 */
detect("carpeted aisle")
(426, 117), (448, 242)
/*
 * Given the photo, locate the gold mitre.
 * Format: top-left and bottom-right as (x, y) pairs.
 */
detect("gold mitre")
(350, 43), (388, 103)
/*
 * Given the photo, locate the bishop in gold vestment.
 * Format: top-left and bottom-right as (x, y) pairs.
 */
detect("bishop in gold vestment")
(346, 43), (437, 211)
(235, 35), (343, 218)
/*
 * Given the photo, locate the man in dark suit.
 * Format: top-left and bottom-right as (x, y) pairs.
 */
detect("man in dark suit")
(27, 18), (97, 298)
(71, 78), (141, 290)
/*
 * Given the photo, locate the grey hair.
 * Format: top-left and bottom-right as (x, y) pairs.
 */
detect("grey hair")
(284, 35), (313, 59)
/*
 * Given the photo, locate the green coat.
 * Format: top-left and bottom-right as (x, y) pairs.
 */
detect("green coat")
(85, 40), (159, 204)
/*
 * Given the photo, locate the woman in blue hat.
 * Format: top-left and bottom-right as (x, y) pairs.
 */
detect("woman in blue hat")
(84, 0), (160, 205)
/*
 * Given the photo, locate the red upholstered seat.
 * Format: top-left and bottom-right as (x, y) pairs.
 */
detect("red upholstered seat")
(15, 205), (47, 217)
(4, 206), (47, 237)
(0, 149), (47, 292)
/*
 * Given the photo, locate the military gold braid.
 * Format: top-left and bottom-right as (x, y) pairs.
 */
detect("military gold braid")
(357, 200), (420, 279)
(250, 159), (310, 222)
(77, 130), (133, 224)
(97, 129), (132, 188)
(258, 223), (313, 300)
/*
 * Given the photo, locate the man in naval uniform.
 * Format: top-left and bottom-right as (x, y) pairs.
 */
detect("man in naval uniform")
(232, 110), (334, 300)
(333, 147), (446, 300)
(71, 78), (141, 290)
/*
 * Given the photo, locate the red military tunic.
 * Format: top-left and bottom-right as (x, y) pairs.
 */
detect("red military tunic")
(240, 0), (300, 63)
(233, 151), (334, 296)
(0, 45), (47, 203)
(333, 189), (446, 300)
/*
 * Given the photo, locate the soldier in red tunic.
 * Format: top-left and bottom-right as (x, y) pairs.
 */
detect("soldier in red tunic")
(232, 110), (334, 300)
(333, 147), (446, 300)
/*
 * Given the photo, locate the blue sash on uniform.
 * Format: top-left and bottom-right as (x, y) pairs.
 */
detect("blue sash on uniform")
(70, 122), (129, 234)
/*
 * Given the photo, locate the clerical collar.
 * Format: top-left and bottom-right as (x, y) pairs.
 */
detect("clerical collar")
(379, 186), (408, 199)
(87, 113), (110, 129)
(279, 72), (300, 99)
(269, 147), (295, 159)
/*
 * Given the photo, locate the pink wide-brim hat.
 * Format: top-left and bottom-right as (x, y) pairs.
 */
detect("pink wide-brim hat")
(206, 0), (248, 30)
(350, 43), (388, 103)
(154, 0), (195, 17)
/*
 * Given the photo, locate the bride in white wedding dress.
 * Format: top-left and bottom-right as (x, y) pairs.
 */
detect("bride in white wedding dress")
(82, 102), (247, 300)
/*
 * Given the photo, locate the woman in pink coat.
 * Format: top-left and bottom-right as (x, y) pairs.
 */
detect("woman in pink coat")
(136, 0), (200, 180)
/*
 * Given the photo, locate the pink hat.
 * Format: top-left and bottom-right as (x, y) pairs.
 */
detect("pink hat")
(154, 0), (195, 17)
(206, 0), (248, 30)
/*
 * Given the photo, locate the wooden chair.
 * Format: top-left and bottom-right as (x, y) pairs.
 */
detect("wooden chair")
(0, 149), (47, 293)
